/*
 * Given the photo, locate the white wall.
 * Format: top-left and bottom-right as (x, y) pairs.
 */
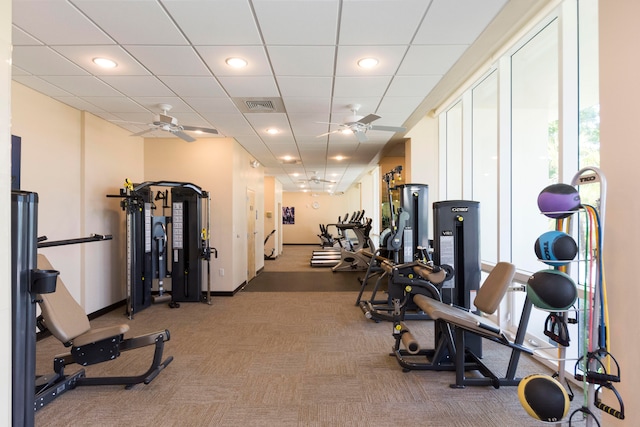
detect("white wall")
(1, 0), (12, 422)
(599, 1), (639, 424)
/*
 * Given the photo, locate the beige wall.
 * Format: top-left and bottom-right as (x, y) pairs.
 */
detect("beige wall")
(1, 0), (11, 421)
(11, 82), (145, 313)
(282, 187), (361, 244)
(143, 136), (264, 292)
(600, 1), (639, 424)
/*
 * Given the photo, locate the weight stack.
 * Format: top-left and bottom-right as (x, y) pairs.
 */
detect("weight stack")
(171, 186), (203, 302)
(433, 200), (482, 357)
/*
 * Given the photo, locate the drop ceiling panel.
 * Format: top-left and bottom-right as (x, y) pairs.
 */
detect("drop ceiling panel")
(52, 45), (150, 76)
(203, 113), (255, 136)
(124, 46), (210, 76)
(288, 113), (331, 137)
(339, 1), (430, 45)
(72, 0), (188, 45)
(11, 0), (539, 192)
(130, 97), (194, 113)
(333, 76), (392, 99)
(162, 0), (262, 45)
(12, 76), (73, 97)
(53, 96), (109, 115)
(282, 97), (331, 115)
(267, 46), (336, 76)
(39, 76), (123, 97)
(397, 45), (469, 75)
(376, 97), (426, 119)
(386, 75), (441, 98)
(12, 1), (113, 45)
(217, 76), (280, 98)
(158, 76), (227, 98)
(12, 26), (43, 46)
(12, 46), (89, 76)
(181, 97), (239, 114)
(276, 76), (333, 98)
(196, 46), (272, 77)
(335, 45), (407, 76)
(99, 76), (175, 97)
(414, 0), (508, 44)
(253, 1), (338, 45)
(82, 98), (152, 114)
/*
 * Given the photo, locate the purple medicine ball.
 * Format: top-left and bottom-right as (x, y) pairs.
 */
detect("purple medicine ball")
(537, 184), (581, 219)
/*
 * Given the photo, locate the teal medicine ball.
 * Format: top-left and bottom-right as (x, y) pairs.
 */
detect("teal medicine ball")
(527, 269), (577, 310)
(534, 231), (578, 266)
(518, 374), (570, 422)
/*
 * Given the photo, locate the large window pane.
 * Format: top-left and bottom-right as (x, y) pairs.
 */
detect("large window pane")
(511, 20), (559, 274)
(472, 71), (498, 263)
(445, 102), (463, 199)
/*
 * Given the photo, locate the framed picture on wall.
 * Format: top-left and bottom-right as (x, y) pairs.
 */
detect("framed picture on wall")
(283, 206), (295, 224)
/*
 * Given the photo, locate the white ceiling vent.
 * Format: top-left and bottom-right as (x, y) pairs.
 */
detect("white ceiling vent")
(233, 97), (286, 113)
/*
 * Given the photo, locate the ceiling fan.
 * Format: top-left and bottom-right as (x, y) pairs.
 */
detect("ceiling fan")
(299, 172), (336, 185)
(116, 103), (218, 142)
(317, 104), (406, 143)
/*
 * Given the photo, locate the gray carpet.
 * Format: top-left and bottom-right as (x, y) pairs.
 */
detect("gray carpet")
(245, 271), (365, 292)
(33, 245), (593, 426)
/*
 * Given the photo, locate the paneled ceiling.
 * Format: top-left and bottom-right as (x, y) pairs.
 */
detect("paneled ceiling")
(11, 0), (547, 193)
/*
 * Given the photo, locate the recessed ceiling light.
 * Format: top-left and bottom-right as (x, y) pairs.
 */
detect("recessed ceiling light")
(92, 57), (117, 68)
(266, 128), (279, 135)
(226, 57), (248, 68)
(283, 155), (292, 161)
(357, 57), (378, 69)
(335, 155), (345, 161)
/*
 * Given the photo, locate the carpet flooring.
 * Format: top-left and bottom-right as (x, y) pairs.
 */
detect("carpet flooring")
(33, 245), (593, 426)
(244, 271), (365, 292)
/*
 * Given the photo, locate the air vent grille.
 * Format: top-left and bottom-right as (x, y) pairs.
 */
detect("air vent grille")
(232, 97), (286, 113)
(246, 100), (275, 111)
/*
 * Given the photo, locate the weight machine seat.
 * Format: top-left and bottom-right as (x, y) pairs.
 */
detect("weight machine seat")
(37, 255), (129, 347)
(413, 261), (517, 344)
(36, 254), (173, 388)
(412, 262), (534, 388)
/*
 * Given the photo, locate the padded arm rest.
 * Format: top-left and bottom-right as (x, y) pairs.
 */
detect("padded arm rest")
(412, 265), (446, 284)
(414, 294), (503, 340)
(73, 324), (130, 347)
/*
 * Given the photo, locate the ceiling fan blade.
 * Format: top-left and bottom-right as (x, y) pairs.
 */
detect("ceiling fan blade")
(111, 119), (149, 125)
(130, 128), (155, 137)
(370, 125), (407, 133)
(317, 129), (342, 138)
(315, 121), (345, 126)
(172, 130), (196, 142)
(354, 130), (368, 143)
(357, 114), (381, 125)
(182, 125), (219, 135)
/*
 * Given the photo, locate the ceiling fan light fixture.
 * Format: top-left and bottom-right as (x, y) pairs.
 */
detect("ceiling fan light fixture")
(226, 57), (248, 68)
(92, 57), (117, 68)
(357, 57), (378, 69)
(340, 128), (353, 135)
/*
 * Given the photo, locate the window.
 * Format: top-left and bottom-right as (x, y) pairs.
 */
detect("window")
(436, 1), (599, 373)
(471, 71), (499, 262)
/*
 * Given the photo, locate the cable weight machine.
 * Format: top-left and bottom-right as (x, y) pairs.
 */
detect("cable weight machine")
(108, 180), (217, 319)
